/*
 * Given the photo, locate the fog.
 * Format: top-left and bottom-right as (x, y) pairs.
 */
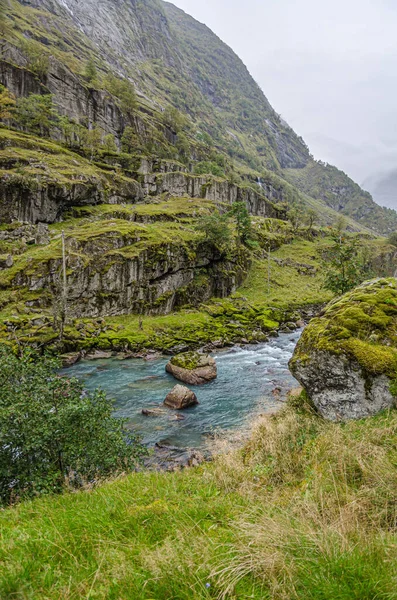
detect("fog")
(170, 0), (397, 208)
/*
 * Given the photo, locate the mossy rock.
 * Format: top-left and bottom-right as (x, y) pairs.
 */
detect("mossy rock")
(290, 278), (397, 421)
(167, 351), (217, 385)
(170, 351), (204, 370)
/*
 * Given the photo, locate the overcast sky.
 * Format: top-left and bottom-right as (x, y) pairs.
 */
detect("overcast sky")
(170, 0), (397, 208)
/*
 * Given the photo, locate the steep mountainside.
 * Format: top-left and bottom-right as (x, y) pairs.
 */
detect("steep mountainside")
(0, 0), (396, 352)
(1, 0), (395, 233)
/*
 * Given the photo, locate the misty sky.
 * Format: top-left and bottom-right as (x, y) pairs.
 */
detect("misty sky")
(170, 0), (397, 208)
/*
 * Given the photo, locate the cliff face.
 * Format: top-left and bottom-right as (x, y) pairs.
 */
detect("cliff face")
(3, 0), (394, 233)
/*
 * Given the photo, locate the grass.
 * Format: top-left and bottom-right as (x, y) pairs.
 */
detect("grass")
(239, 238), (334, 308)
(2, 397), (397, 598)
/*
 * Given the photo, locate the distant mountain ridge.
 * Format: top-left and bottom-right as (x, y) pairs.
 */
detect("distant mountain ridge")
(2, 0), (397, 233)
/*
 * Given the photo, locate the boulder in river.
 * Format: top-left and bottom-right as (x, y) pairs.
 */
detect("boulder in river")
(166, 351), (217, 385)
(164, 385), (199, 410)
(289, 278), (397, 421)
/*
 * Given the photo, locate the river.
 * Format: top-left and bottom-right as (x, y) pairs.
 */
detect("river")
(63, 330), (301, 450)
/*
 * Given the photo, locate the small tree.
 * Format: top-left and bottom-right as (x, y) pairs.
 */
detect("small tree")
(388, 232), (397, 247)
(161, 106), (188, 134)
(0, 84), (16, 121)
(22, 39), (50, 79)
(323, 235), (364, 296)
(334, 215), (347, 235)
(288, 205), (305, 232)
(228, 201), (253, 245)
(102, 133), (118, 153)
(105, 74), (137, 118)
(16, 93), (58, 136)
(195, 211), (232, 253)
(84, 58), (98, 85)
(0, 345), (146, 505)
(121, 125), (138, 153)
(83, 125), (103, 159)
(305, 208), (318, 234)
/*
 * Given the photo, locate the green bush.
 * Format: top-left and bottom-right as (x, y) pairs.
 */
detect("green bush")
(194, 160), (225, 177)
(0, 346), (146, 505)
(16, 93), (58, 136)
(195, 210), (232, 252)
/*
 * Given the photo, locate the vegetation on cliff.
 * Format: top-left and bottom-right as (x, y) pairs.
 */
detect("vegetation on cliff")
(0, 0), (395, 233)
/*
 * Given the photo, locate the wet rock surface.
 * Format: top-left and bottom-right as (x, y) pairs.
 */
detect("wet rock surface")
(166, 352), (217, 385)
(164, 385), (199, 410)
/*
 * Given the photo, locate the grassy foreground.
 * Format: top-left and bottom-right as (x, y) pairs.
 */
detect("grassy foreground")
(2, 396), (397, 599)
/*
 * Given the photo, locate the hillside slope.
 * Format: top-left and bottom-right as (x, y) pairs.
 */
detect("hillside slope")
(1, 0), (396, 233)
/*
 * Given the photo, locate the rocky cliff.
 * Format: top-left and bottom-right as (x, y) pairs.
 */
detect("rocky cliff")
(1, 0), (396, 233)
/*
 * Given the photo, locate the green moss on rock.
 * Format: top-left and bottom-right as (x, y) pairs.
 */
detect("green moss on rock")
(170, 351), (202, 370)
(292, 278), (397, 378)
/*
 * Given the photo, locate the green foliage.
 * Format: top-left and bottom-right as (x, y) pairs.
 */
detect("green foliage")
(0, 84), (16, 121)
(83, 125), (103, 158)
(194, 160), (225, 177)
(104, 74), (137, 117)
(57, 116), (88, 149)
(161, 105), (189, 134)
(21, 39), (50, 79)
(15, 94), (58, 136)
(84, 58), (98, 85)
(323, 234), (366, 296)
(228, 201), (254, 245)
(195, 210), (232, 252)
(121, 125), (138, 153)
(0, 345), (146, 505)
(288, 204), (307, 233)
(102, 133), (118, 154)
(305, 208), (318, 232)
(3, 404), (397, 597)
(388, 232), (397, 247)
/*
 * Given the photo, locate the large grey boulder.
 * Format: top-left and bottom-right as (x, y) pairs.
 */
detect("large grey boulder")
(166, 352), (217, 385)
(289, 278), (397, 421)
(164, 385), (198, 410)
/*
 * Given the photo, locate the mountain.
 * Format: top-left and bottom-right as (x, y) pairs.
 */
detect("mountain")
(0, 0), (396, 353)
(1, 0), (396, 233)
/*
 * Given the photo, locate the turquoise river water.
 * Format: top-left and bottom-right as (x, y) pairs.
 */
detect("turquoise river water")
(63, 330), (301, 449)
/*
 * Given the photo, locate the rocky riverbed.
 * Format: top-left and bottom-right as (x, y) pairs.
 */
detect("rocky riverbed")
(62, 330), (302, 469)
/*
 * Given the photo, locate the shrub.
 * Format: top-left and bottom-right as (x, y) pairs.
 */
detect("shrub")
(194, 160), (225, 177)
(121, 125), (138, 153)
(0, 346), (146, 505)
(84, 58), (98, 85)
(161, 105), (189, 134)
(228, 201), (254, 245)
(21, 39), (49, 79)
(323, 234), (365, 296)
(388, 232), (397, 247)
(195, 211), (232, 252)
(0, 84), (16, 121)
(102, 133), (118, 154)
(104, 74), (137, 117)
(15, 93), (58, 136)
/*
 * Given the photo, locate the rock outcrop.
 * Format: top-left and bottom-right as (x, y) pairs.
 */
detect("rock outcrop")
(289, 278), (397, 421)
(166, 352), (217, 385)
(12, 237), (250, 318)
(164, 385), (198, 410)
